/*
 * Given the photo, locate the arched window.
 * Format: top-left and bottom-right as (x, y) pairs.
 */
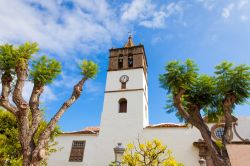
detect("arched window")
(119, 98), (127, 113)
(211, 124), (225, 140)
(118, 54), (123, 69)
(214, 127), (224, 139)
(128, 54), (133, 67)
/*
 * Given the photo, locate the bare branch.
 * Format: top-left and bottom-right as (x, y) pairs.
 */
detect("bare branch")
(33, 77), (88, 160)
(13, 65), (29, 111)
(173, 88), (191, 122)
(0, 72), (17, 114)
(29, 83), (44, 138)
(12, 64), (32, 165)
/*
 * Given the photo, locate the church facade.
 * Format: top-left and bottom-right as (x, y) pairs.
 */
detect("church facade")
(48, 37), (250, 166)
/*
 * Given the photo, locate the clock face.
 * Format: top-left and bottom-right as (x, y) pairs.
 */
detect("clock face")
(120, 75), (129, 83)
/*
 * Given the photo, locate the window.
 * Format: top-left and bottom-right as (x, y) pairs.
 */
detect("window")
(215, 127), (224, 139)
(69, 140), (86, 162)
(119, 98), (127, 113)
(118, 54), (123, 69)
(211, 124), (225, 140)
(128, 54), (133, 67)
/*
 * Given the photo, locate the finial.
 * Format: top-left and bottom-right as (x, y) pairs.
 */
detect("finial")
(124, 32), (135, 48)
(128, 31), (132, 38)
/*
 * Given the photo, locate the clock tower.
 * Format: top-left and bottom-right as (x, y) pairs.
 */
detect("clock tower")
(99, 35), (149, 139)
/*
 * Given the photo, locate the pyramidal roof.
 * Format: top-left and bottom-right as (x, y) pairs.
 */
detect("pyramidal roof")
(124, 35), (135, 48)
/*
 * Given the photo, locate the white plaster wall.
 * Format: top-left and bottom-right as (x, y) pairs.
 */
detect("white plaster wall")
(232, 117), (250, 140)
(97, 92), (145, 164)
(105, 69), (146, 91)
(101, 68), (148, 133)
(100, 91), (145, 136)
(143, 127), (201, 166)
(47, 135), (98, 166)
(47, 118), (250, 166)
(48, 127), (201, 166)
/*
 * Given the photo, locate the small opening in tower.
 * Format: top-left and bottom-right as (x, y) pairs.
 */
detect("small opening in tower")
(119, 98), (127, 113)
(121, 82), (126, 89)
(128, 54), (133, 68)
(118, 54), (123, 69)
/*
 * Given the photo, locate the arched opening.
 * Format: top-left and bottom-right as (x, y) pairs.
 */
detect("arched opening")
(119, 98), (127, 113)
(128, 54), (133, 68)
(118, 54), (123, 69)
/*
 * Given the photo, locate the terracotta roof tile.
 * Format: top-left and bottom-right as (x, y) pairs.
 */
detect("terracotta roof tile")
(83, 126), (100, 132)
(146, 123), (187, 128)
(61, 126), (100, 135)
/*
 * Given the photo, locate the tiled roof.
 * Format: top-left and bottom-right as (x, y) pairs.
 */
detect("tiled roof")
(146, 123), (187, 128)
(62, 123), (188, 135)
(83, 126), (100, 133)
(62, 126), (100, 135)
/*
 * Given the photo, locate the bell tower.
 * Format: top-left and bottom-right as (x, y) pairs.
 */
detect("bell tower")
(108, 35), (148, 77)
(99, 36), (149, 137)
(96, 36), (149, 165)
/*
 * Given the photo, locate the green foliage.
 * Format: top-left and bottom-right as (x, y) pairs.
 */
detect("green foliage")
(30, 56), (61, 85)
(159, 60), (250, 120)
(0, 42), (39, 72)
(122, 139), (184, 166)
(215, 61), (250, 105)
(16, 42), (39, 62)
(80, 60), (98, 78)
(0, 108), (60, 166)
(159, 59), (198, 94)
(0, 108), (21, 166)
(186, 74), (216, 108)
(0, 44), (17, 72)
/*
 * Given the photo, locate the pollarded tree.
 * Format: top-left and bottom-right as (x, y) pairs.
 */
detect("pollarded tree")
(159, 60), (250, 166)
(0, 108), (60, 166)
(0, 42), (98, 166)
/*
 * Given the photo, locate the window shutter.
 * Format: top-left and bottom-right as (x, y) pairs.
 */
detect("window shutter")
(69, 140), (86, 162)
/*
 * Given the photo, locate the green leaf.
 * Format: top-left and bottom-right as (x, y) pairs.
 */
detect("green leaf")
(30, 56), (61, 85)
(80, 60), (98, 78)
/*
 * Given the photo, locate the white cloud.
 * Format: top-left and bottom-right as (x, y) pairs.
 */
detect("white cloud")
(238, 0), (249, 9)
(23, 81), (57, 102)
(121, 0), (154, 22)
(240, 15), (248, 21)
(0, 0), (124, 58)
(41, 86), (57, 101)
(222, 3), (235, 19)
(0, 80), (57, 107)
(121, 0), (184, 28)
(53, 72), (80, 89)
(0, 0), (185, 58)
(197, 0), (216, 11)
(22, 81), (33, 101)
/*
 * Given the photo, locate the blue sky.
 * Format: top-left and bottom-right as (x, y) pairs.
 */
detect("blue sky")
(0, 0), (250, 131)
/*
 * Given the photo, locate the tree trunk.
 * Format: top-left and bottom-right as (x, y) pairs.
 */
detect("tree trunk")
(174, 90), (231, 166)
(190, 107), (228, 166)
